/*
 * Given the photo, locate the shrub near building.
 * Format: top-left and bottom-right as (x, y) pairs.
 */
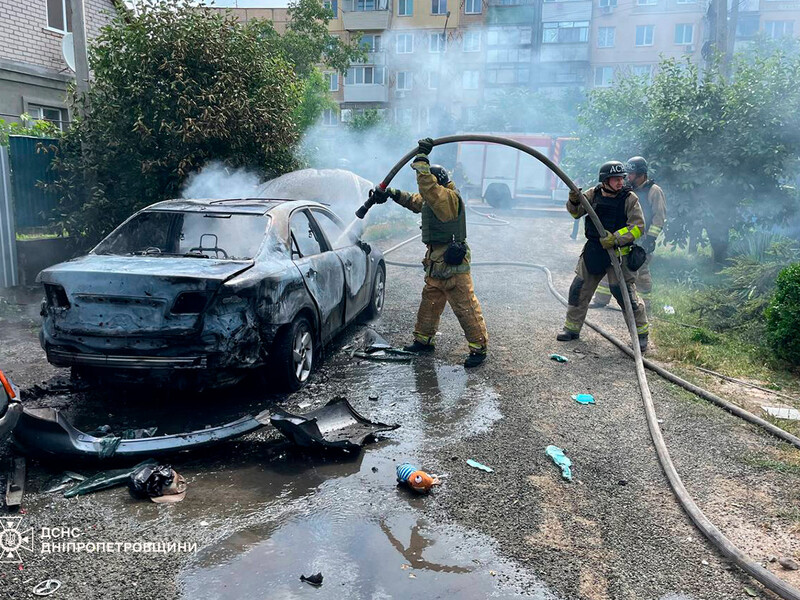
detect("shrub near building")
(766, 263), (800, 367)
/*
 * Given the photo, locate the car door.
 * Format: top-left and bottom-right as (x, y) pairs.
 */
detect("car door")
(310, 209), (371, 324)
(289, 210), (346, 341)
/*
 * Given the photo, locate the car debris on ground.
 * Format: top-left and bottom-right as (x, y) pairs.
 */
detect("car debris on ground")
(64, 460), (158, 498)
(128, 463), (187, 503)
(300, 572), (323, 587)
(270, 397), (399, 453)
(346, 329), (415, 362)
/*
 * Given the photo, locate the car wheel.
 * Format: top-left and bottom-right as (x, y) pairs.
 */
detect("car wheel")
(362, 264), (386, 321)
(273, 316), (315, 392)
(484, 182), (513, 209)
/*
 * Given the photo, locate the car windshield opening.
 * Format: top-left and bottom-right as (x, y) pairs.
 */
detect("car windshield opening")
(94, 211), (270, 260)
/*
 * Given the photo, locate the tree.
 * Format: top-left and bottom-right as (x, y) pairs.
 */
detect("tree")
(565, 45), (800, 263)
(52, 0), (361, 247)
(0, 114), (60, 146)
(471, 87), (583, 134)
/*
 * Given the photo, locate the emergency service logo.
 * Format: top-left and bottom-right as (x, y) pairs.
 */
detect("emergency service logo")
(0, 517), (34, 563)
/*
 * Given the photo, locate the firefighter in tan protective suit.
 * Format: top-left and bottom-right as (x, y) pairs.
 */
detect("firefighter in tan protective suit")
(557, 160), (650, 352)
(368, 138), (489, 368)
(591, 156), (666, 314)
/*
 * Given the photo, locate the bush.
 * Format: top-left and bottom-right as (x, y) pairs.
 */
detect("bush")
(766, 262), (800, 366)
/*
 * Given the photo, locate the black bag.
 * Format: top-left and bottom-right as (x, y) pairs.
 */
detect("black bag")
(444, 241), (468, 265)
(582, 239), (611, 275)
(128, 464), (174, 499)
(626, 245), (647, 272)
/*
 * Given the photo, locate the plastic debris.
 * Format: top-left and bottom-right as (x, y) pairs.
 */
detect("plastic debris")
(663, 305), (675, 315)
(43, 471), (86, 494)
(466, 459), (493, 473)
(761, 406), (800, 421)
(546, 445), (573, 481)
(32, 579), (62, 596)
(300, 573), (323, 587)
(64, 460), (157, 498)
(549, 354), (569, 363)
(128, 464), (187, 503)
(572, 393), (595, 405)
(396, 463), (440, 493)
(349, 329), (415, 361)
(120, 427), (158, 440)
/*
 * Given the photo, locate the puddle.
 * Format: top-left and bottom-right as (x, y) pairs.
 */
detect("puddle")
(174, 350), (552, 598)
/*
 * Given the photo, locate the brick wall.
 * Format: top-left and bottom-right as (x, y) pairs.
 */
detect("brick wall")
(0, 0), (116, 73)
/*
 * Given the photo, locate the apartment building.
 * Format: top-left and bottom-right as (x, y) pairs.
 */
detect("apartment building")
(0, 0), (117, 128)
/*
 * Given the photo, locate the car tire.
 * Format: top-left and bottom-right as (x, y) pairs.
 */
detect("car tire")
(272, 316), (315, 392)
(362, 264), (386, 321)
(484, 182), (513, 209)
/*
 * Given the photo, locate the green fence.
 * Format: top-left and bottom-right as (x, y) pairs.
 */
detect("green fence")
(8, 135), (60, 229)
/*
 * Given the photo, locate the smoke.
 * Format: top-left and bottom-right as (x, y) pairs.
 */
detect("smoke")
(181, 161), (263, 199)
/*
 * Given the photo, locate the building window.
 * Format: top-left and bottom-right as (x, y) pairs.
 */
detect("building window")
(345, 66), (385, 85)
(465, 0), (482, 14)
(396, 33), (414, 53)
(397, 71), (413, 91)
(637, 0), (657, 5)
(486, 66), (530, 84)
(428, 71), (439, 89)
(27, 104), (67, 130)
(488, 27), (532, 46)
(487, 48), (531, 62)
(674, 24), (693, 44)
(765, 20), (793, 38)
(323, 0), (339, 16)
(542, 21), (590, 44)
(462, 70), (479, 89)
(736, 14), (760, 39)
(635, 25), (654, 46)
(429, 32), (446, 52)
(46, 0), (72, 33)
(675, 0), (695, 4)
(463, 30), (481, 51)
(594, 66), (614, 86)
(326, 72), (339, 91)
(598, 0), (617, 6)
(632, 64), (652, 81)
(322, 109), (337, 126)
(597, 27), (615, 47)
(432, 0), (447, 13)
(360, 34), (382, 52)
(398, 0), (413, 14)
(395, 107), (414, 125)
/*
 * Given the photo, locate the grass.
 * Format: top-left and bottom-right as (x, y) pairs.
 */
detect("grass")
(649, 246), (800, 392)
(741, 455), (800, 476)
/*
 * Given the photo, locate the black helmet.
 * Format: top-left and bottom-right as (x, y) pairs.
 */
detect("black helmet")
(626, 156), (648, 175)
(598, 161), (626, 183)
(430, 165), (450, 187)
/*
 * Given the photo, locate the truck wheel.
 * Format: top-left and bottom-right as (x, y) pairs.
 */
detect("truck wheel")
(273, 316), (315, 391)
(485, 183), (513, 209)
(362, 264), (386, 321)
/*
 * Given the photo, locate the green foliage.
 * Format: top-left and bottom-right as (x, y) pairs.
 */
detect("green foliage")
(295, 69), (337, 133)
(0, 114), (60, 146)
(347, 109), (385, 132)
(470, 87), (582, 134)
(51, 0), (304, 247)
(766, 262), (800, 366)
(565, 45), (800, 262)
(692, 232), (800, 336)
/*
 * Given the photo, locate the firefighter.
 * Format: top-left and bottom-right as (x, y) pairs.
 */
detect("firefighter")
(557, 160), (650, 351)
(368, 138), (489, 368)
(590, 156), (666, 313)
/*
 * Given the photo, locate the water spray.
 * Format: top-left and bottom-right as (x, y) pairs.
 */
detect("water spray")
(374, 135), (800, 600)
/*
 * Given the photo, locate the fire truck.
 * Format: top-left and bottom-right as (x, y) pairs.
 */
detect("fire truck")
(455, 133), (575, 208)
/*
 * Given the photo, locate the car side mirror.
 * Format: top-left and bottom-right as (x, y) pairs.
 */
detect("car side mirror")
(357, 240), (372, 255)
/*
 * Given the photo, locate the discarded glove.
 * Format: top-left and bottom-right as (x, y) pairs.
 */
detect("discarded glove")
(417, 137), (435, 155)
(546, 445), (573, 481)
(600, 232), (616, 250)
(397, 463), (440, 493)
(571, 393), (595, 405)
(549, 354), (569, 363)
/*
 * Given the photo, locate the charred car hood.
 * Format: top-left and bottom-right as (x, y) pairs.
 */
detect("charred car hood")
(39, 255), (253, 337)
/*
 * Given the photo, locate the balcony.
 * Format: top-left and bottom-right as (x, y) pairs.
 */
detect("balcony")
(539, 43), (590, 62)
(354, 51), (387, 66)
(343, 84), (389, 103)
(342, 0), (391, 30)
(542, 0), (591, 21)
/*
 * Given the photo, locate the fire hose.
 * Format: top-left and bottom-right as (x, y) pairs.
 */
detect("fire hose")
(359, 134), (800, 600)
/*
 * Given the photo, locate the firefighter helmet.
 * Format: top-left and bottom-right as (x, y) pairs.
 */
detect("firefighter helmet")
(626, 156), (648, 175)
(430, 165), (450, 187)
(598, 161), (626, 183)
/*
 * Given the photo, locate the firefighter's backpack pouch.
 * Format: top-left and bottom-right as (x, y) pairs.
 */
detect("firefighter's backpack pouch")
(626, 245), (647, 272)
(444, 241), (468, 265)
(583, 239), (610, 275)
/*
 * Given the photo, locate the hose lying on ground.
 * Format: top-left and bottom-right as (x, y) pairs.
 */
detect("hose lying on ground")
(375, 135), (800, 600)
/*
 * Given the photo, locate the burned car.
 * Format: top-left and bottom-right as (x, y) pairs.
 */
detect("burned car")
(38, 199), (386, 390)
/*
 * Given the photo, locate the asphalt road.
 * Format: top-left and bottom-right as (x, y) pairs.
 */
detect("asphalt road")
(0, 209), (798, 599)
